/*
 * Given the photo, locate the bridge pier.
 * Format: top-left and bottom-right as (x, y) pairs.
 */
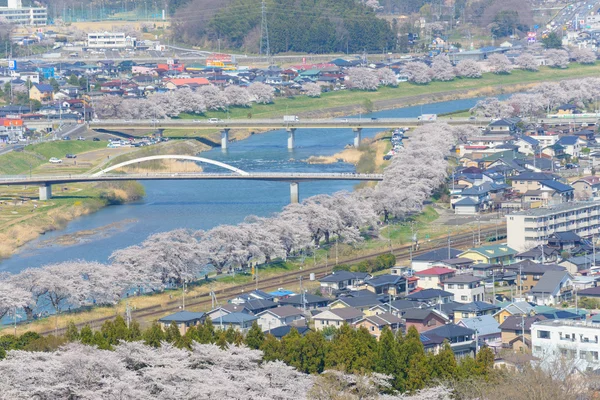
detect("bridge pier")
(353, 128), (362, 147)
(286, 128), (296, 150)
(221, 129), (230, 150)
(39, 183), (52, 201)
(290, 182), (299, 204)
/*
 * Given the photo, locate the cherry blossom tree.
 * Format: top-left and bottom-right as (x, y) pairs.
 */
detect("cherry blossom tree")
(430, 54), (456, 81)
(248, 82), (275, 104)
(175, 87), (207, 113)
(402, 62), (432, 84)
(470, 97), (513, 119)
(302, 82), (322, 97)
(455, 59), (482, 78)
(515, 53), (539, 71)
(224, 85), (252, 106)
(546, 49), (569, 69)
(9, 268), (49, 321)
(199, 85), (228, 110)
(94, 95), (124, 119)
(376, 68), (398, 86)
(346, 67), (380, 90)
(0, 280), (31, 320)
(487, 53), (512, 74)
(571, 48), (597, 64)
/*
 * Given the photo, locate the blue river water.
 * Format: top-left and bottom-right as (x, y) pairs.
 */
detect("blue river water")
(0, 95), (508, 274)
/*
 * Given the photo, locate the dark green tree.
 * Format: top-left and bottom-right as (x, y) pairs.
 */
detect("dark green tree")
(164, 321), (182, 344)
(197, 319), (215, 344)
(300, 330), (328, 374)
(542, 32), (563, 49)
(431, 341), (457, 381)
(281, 327), (303, 369)
(215, 330), (229, 350)
(475, 346), (495, 379)
(65, 321), (79, 342)
(245, 321), (265, 350)
(92, 331), (111, 350)
(224, 326), (237, 344)
(128, 321), (143, 341)
(48, 78), (60, 93)
(261, 333), (282, 361)
(352, 326), (377, 372)
(376, 327), (403, 390)
(68, 74), (80, 86)
(143, 322), (165, 348)
(325, 323), (355, 371)
(79, 325), (94, 345)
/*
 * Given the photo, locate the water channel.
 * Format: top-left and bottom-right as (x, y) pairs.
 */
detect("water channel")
(0, 95), (509, 274)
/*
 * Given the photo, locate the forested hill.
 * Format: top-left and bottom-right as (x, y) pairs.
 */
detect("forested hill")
(172, 0), (395, 54)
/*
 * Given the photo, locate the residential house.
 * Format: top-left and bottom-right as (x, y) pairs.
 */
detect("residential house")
(164, 77), (210, 90)
(206, 303), (253, 320)
(515, 135), (540, 156)
(256, 305), (305, 331)
(236, 299), (278, 315)
(503, 260), (566, 294)
(354, 312), (403, 339)
(277, 294), (330, 310)
(405, 288), (455, 305)
(542, 142), (568, 160)
(493, 301), (535, 323)
(557, 135), (584, 158)
(330, 296), (381, 313)
(538, 179), (575, 205)
(560, 255), (598, 274)
(364, 274), (406, 296)
(411, 248), (463, 272)
(230, 289), (275, 304)
(443, 275), (485, 303)
(158, 311), (206, 335)
(556, 103), (580, 114)
(432, 257), (474, 272)
(402, 307), (450, 333)
(487, 118), (520, 135)
(515, 246), (560, 264)
(319, 271), (370, 294)
(572, 176), (600, 200)
(420, 324), (476, 357)
(265, 325), (311, 338)
(415, 267), (456, 290)
(453, 301), (500, 323)
(510, 172), (559, 194)
(213, 312), (259, 332)
(530, 131), (559, 148)
(377, 299), (427, 317)
(312, 307), (364, 330)
(499, 314), (548, 351)
(459, 244), (518, 265)
(29, 83), (54, 102)
(577, 286), (600, 299)
(457, 315), (502, 348)
(471, 263), (504, 279)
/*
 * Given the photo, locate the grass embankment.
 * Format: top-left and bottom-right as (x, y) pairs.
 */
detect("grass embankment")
(178, 63), (600, 121)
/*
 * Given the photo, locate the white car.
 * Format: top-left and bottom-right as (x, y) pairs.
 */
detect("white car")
(49, 157), (62, 163)
(208, 118), (224, 123)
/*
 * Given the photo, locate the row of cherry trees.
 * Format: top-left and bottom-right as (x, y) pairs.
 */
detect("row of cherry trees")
(95, 82), (277, 119)
(471, 77), (600, 119)
(0, 123), (462, 321)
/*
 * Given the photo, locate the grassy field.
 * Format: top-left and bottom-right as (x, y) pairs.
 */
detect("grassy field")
(26, 141), (106, 160)
(176, 63), (600, 121)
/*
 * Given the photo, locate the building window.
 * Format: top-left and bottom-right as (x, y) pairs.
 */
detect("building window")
(461, 295), (468, 301)
(462, 313), (469, 318)
(537, 330), (550, 339)
(534, 346), (542, 353)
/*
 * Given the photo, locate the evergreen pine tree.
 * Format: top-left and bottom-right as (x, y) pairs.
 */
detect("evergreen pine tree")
(233, 330), (244, 347)
(405, 352), (431, 392)
(376, 327), (403, 390)
(352, 326), (377, 372)
(325, 323), (355, 371)
(281, 327), (303, 369)
(100, 320), (117, 345)
(475, 346), (495, 379)
(216, 330), (228, 350)
(224, 326), (236, 344)
(197, 318), (215, 343)
(128, 321), (142, 341)
(300, 330), (327, 374)
(143, 322), (165, 348)
(431, 341), (457, 381)
(64, 322), (79, 342)
(261, 333), (282, 361)
(456, 356), (478, 380)
(245, 321), (265, 350)
(164, 321), (182, 344)
(79, 325), (94, 345)
(92, 331), (111, 350)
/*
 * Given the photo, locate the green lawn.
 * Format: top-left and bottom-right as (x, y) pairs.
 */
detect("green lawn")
(0, 151), (46, 175)
(380, 206), (441, 244)
(178, 63), (600, 120)
(25, 141), (106, 159)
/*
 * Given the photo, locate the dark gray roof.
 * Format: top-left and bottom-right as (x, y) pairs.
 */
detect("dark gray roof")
(529, 270), (571, 294)
(504, 260), (566, 274)
(218, 312), (259, 324)
(365, 274), (404, 287)
(264, 325), (310, 338)
(577, 286), (600, 296)
(278, 293), (330, 306)
(444, 275), (481, 284)
(259, 305), (304, 318)
(406, 288), (454, 300)
(540, 180), (573, 193)
(499, 315), (547, 331)
(158, 311), (205, 323)
(412, 248), (462, 262)
(402, 307), (446, 321)
(244, 298), (277, 311)
(334, 296), (381, 308)
(425, 323), (475, 339)
(320, 271), (367, 283)
(328, 307), (364, 320)
(387, 299), (426, 311)
(454, 301), (499, 313)
(552, 231), (581, 241)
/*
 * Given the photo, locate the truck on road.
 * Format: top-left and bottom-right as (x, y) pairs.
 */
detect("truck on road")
(283, 115), (300, 122)
(417, 114), (437, 121)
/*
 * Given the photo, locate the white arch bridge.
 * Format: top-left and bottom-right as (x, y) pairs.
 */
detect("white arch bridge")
(0, 155), (384, 203)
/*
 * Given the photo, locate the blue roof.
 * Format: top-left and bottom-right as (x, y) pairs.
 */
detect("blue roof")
(34, 83), (54, 92)
(406, 288), (454, 300)
(454, 197), (480, 206)
(158, 311), (205, 323)
(270, 289), (295, 296)
(264, 325), (311, 338)
(458, 315), (500, 336)
(426, 323), (475, 339)
(557, 136), (579, 146)
(519, 135), (539, 146)
(540, 180), (573, 192)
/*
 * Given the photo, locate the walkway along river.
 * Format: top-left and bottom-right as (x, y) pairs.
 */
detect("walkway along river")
(0, 95), (508, 274)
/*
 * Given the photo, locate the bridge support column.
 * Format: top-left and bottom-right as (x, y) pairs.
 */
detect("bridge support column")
(286, 128), (296, 150)
(221, 129), (230, 150)
(290, 182), (299, 204)
(39, 183), (52, 201)
(353, 128), (362, 147)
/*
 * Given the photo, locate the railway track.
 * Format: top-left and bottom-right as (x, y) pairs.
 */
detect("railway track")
(40, 224), (506, 335)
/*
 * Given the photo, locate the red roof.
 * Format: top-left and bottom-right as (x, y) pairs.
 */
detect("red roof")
(407, 276), (419, 282)
(464, 145), (488, 150)
(415, 267), (455, 276)
(165, 77), (210, 86)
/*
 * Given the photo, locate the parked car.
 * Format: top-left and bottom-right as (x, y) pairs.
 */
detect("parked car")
(65, 154), (76, 159)
(49, 157), (62, 163)
(92, 137), (101, 141)
(62, 136), (71, 140)
(208, 118), (223, 123)
(77, 136), (85, 141)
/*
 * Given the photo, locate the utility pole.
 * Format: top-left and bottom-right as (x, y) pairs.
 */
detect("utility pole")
(182, 279), (186, 310)
(259, 0), (270, 63)
(125, 302), (132, 329)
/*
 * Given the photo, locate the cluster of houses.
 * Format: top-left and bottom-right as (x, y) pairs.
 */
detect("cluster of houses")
(451, 114), (600, 216)
(156, 236), (600, 369)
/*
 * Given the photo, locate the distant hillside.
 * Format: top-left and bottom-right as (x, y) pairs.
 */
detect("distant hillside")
(172, 0), (395, 54)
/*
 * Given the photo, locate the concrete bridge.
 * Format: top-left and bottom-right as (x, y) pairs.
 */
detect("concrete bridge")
(87, 117), (487, 150)
(0, 155), (383, 203)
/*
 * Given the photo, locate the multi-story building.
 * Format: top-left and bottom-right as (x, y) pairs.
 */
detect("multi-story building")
(87, 32), (136, 49)
(507, 201), (600, 252)
(443, 275), (485, 303)
(532, 319), (600, 372)
(0, 0), (46, 25)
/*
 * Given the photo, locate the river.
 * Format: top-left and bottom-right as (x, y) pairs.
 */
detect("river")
(0, 96), (507, 274)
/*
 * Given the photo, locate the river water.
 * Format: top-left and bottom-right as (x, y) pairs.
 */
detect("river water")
(0, 96), (507, 274)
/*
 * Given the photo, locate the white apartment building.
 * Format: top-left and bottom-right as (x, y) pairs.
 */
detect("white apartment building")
(532, 319), (600, 372)
(443, 275), (484, 303)
(506, 201), (600, 252)
(0, 0), (46, 25)
(87, 32), (136, 49)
